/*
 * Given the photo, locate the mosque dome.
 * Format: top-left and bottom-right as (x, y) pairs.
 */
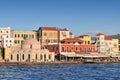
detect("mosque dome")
(21, 39), (41, 50)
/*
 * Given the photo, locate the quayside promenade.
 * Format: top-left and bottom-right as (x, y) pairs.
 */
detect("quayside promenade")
(0, 57), (120, 66)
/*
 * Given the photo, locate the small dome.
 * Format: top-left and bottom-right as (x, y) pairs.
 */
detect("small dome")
(21, 39), (40, 50)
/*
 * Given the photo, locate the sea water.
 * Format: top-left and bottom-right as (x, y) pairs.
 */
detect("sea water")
(0, 63), (120, 80)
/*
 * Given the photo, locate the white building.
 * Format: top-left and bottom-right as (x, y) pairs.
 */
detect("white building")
(0, 27), (14, 48)
(96, 33), (113, 54)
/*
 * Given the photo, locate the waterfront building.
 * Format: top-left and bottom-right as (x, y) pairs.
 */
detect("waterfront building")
(45, 37), (96, 55)
(38, 27), (58, 46)
(118, 39), (120, 52)
(38, 27), (74, 46)
(13, 30), (37, 46)
(58, 28), (74, 41)
(112, 39), (119, 53)
(0, 27), (14, 48)
(8, 39), (55, 62)
(95, 33), (118, 54)
(75, 35), (91, 44)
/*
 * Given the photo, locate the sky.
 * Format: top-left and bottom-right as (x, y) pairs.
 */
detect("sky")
(0, 0), (120, 36)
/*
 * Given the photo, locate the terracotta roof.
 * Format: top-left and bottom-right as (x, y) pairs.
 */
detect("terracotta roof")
(59, 28), (68, 31)
(61, 38), (83, 42)
(40, 27), (57, 30)
(104, 36), (112, 40)
(96, 33), (104, 36)
(75, 35), (89, 38)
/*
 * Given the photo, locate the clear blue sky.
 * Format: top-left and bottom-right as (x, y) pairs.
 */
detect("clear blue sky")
(0, 0), (120, 36)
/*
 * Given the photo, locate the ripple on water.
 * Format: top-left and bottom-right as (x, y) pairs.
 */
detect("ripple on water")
(0, 63), (120, 80)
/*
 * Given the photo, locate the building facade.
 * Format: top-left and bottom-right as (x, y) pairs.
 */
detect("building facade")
(38, 27), (74, 46)
(112, 39), (119, 53)
(45, 38), (96, 55)
(95, 33), (116, 54)
(75, 35), (91, 44)
(8, 39), (55, 62)
(0, 27), (14, 48)
(13, 30), (37, 46)
(38, 27), (58, 46)
(58, 28), (74, 41)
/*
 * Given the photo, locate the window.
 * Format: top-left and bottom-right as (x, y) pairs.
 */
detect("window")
(9, 40), (12, 43)
(18, 40), (20, 44)
(6, 31), (8, 33)
(24, 34), (26, 39)
(62, 47), (64, 52)
(36, 54), (37, 60)
(22, 54), (24, 60)
(17, 54), (19, 61)
(32, 35), (34, 38)
(1, 31), (2, 33)
(44, 54), (46, 61)
(85, 41), (87, 44)
(49, 55), (51, 59)
(56, 47), (58, 50)
(18, 34), (20, 38)
(6, 36), (8, 38)
(11, 54), (13, 60)
(30, 44), (32, 49)
(66, 47), (69, 51)
(40, 54), (42, 60)
(6, 40), (8, 43)
(97, 42), (100, 44)
(88, 41), (90, 44)
(71, 47), (74, 50)
(14, 40), (17, 44)
(76, 47), (78, 51)
(21, 34), (23, 38)
(28, 54), (30, 61)
(15, 34), (17, 38)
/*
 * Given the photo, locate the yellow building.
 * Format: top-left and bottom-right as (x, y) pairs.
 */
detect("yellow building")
(38, 27), (58, 45)
(112, 39), (119, 53)
(13, 30), (37, 46)
(38, 27), (74, 46)
(76, 35), (91, 44)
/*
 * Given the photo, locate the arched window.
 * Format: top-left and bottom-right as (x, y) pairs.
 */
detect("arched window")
(40, 54), (42, 60)
(17, 54), (19, 61)
(44, 54), (46, 61)
(36, 54), (37, 60)
(49, 54), (51, 59)
(28, 54), (30, 61)
(22, 54), (24, 60)
(11, 54), (13, 60)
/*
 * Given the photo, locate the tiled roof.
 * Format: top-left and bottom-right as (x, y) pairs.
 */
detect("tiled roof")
(96, 33), (104, 36)
(75, 35), (89, 38)
(59, 28), (68, 31)
(40, 27), (57, 30)
(104, 36), (112, 40)
(61, 38), (83, 42)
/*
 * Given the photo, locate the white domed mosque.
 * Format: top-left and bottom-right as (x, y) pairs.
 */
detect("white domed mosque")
(9, 39), (55, 62)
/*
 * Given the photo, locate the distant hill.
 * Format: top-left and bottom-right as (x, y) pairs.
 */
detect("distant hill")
(109, 34), (120, 39)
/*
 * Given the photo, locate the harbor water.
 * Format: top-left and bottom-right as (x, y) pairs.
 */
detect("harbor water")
(0, 63), (120, 80)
